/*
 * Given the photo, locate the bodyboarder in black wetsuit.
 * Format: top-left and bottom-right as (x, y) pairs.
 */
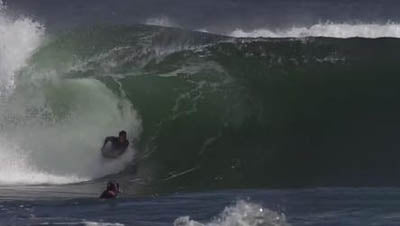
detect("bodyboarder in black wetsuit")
(99, 181), (120, 199)
(102, 130), (129, 157)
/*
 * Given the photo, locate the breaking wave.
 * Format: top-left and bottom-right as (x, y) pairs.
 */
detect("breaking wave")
(2, 3), (400, 189)
(230, 22), (400, 38)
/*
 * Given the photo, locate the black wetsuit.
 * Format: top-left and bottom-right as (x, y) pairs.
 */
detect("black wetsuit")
(99, 190), (118, 199)
(103, 137), (129, 154)
(99, 182), (120, 199)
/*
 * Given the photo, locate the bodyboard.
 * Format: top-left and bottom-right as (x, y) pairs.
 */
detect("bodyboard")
(101, 141), (125, 159)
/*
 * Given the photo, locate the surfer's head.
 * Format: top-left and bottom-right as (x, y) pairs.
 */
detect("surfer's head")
(107, 181), (119, 192)
(119, 130), (127, 142)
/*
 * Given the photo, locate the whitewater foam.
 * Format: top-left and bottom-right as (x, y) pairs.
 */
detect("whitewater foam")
(39, 221), (124, 226)
(230, 22), (400, 38)
(0, 2), (44, 96)
(0, 138), (87, 185)
(145, 16), (179, 28)
(174, 200), (289, 226)
(0, 77), (140, 184)
(0, 3), (141, 185)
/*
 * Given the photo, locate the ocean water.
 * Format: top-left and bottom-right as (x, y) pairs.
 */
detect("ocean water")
(2, 1), (400, 225)
(1, 187), (400, 226)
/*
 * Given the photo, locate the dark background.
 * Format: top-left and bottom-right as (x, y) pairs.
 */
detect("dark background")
(4, 0), (400, 33)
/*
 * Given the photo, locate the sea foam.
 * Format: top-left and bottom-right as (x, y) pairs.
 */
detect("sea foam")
(0, 2), (141, 185)
(174, 200), (290, 226)
(230, 22), (400, 38)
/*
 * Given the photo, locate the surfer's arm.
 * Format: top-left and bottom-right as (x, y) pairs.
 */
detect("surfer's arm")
(103, 137), (114, 147)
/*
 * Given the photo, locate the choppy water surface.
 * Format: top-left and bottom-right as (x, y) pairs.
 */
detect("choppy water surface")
(0, 188), (399, 226)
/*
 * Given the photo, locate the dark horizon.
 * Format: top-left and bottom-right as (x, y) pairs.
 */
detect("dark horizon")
(4, 0), (400, 33)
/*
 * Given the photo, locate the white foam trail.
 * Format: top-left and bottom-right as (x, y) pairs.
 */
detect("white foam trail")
(196, 29), (209, 33)
(145, 16), (179, 28)
(83, 222), (124, 226)
(40, 221), (124, 226)
(230, 22), (400, 38)
(0, 138), (86, 185)
(174, 200), (290, 226)
(0, 2), (44, 95)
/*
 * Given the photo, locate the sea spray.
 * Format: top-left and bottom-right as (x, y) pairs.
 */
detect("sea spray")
(0, 3), (142, 185)
(174, 201), (289, 226)
(0, 1), (44, 96)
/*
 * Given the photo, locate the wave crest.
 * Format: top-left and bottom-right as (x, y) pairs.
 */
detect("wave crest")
(230, 22), (400, 38)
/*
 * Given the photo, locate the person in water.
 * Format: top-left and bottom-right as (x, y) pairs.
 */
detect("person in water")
(102, 130), (130, 155)
(99, 181), (120, 199)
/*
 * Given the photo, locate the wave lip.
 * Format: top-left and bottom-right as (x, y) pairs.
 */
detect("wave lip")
(230, 22), (400, 38)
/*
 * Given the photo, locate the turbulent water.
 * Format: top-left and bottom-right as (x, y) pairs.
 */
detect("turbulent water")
(2, 3), (400, 190)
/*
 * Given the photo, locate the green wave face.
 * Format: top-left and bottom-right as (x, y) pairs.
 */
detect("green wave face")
(19, 25), (400, 189)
